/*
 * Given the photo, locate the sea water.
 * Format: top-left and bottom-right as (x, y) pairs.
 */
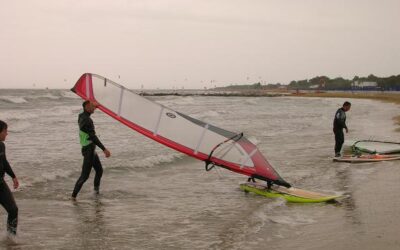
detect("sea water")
(0, 89), (399, 249)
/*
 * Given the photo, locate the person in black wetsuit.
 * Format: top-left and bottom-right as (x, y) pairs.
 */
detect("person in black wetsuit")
(333, 101), (351, 157)
(0, 120), (19, 235)
(71, 101), (111, 200)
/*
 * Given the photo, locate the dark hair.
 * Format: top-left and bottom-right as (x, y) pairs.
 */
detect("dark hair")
(0, 120), (8, 133)
(82, 100), (90, 109)
(343, 101), (351, 107)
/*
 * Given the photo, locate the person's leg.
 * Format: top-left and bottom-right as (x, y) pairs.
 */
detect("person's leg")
(72, 146), (95, 198)
(334, 130), (343, 156)
(338, 130), (345, 154)
(334, 130), (344, 156)
(0, 183), (18, 235)
(92, 152), (103, 193)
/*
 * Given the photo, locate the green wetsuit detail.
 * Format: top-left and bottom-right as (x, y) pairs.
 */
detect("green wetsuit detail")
(78, 111), (105, 151)
(79, 130), (92, 147)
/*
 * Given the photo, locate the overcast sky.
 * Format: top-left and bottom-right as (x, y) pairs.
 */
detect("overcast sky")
(1, 0), (399, 89)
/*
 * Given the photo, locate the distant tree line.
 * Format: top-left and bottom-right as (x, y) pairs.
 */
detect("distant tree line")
(214, 82), (264, 90)
(288, 74), (400, 91)
(214, 74), (400, 91)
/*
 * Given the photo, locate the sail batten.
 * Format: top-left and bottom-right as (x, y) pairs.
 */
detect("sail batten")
(71, 73), (290, 187)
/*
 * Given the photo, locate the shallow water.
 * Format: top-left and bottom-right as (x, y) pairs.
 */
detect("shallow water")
(0, 89), (399, 249)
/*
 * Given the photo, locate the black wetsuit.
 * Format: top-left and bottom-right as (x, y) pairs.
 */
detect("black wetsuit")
(72, 111), (106, 198)
(0, 142), (18, 235)
(333, 108), (348, 155)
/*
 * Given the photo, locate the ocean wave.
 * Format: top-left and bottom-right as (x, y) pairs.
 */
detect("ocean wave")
(7, 120), (32, 132)
(41, 169), (75, 182)
(1, 111), (39, 121)
(133, 153), (184, 168)
(109, 152), (184, 170)
(158, 96), (196, 106)
(42, 106), (82, 117)
(268, 214), (316, 226)
(60, 90), (80, 99)
(15, 168), (75, 191)
(247, 136), (259, 145)
(190, 110), (222, 120)
(26, 93), (60, 100)
(245, 98), (259, 105)
(0, 96), (28, 104)
(1, 105), (80, 121)
(202, 110), (220, 117)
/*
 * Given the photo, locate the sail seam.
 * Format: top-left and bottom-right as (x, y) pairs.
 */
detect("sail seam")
(153, 107), (164, 136)
(240, 148), (257, 168)
(85, 75), (90, 99)
(195, 124), (209, 154)
(117, 87), (124, 116)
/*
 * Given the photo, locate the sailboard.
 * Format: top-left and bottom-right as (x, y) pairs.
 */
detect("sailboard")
(240, 182), (341, 203)
(333, 154), (400, 163)
(71, 73), (291, 187)
(351, 140), (400, 155)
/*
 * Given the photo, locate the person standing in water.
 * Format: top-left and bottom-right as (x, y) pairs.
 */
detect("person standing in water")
(72, 101), (111, 200)
(333, 101), (351, 157)
(0, 120), (19, 235)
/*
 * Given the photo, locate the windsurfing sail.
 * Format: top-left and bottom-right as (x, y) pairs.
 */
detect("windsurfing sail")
(344, 140), (400, 154)
(71, 73), (291, 187)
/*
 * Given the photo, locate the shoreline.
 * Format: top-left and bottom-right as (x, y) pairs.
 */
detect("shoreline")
(144, 90), (400, 132)
(291, 91), (400, 104)
(291, 91), (400, 132)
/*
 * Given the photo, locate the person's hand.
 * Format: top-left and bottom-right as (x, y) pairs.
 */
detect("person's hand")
(345, 128), (349, 133)
(12, 178), (19, 189)
(103, 149), (111, 158)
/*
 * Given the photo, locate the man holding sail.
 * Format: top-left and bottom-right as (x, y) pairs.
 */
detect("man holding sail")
(71, 101), (111, 200)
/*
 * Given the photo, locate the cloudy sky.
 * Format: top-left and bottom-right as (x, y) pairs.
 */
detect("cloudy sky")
(1, 0), (399, 89)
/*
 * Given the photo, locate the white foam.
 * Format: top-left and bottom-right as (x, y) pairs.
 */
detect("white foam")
(41, 169), (75, 181)
(7, 120), (31, 132)
(247, 136), (259, 145)
(268, 214), (315, 226)
(159, 96), (196, 106)
(27, 93), (60, 100)
(1, 110), (39, 121)
(42, 106), (81, 117)
(0, 96), (28, 104)
(133, 153), (183, 168)
(245, 98), (259, 105)
(202, 110), (220, 117)
(61, 90), (80, 99)
(191, 110), (221, 120)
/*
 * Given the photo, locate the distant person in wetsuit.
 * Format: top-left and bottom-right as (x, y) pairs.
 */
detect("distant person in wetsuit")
(333, 101), (351, 157)
(0, 120), (19, 235)
(72, 101), (111, 200)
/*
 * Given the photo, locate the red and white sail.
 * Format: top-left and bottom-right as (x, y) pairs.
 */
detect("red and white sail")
(71, 73), (290, 187)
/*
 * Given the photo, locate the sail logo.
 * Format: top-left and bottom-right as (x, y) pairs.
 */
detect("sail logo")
(166, 112), (176, 118)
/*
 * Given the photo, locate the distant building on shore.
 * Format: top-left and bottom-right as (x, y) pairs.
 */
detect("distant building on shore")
(352, 81), (377, 88)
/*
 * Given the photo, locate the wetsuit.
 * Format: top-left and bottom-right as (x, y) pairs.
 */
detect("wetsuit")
(72, 111), (105, 198)
(0, 142), (18, 235)
(333, 108), (347, 156)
